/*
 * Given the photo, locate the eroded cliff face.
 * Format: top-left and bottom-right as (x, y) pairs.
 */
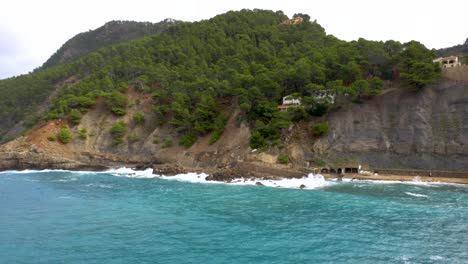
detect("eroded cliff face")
(0, 89), (253, 171)
(311, 80), (468, 170)
(1, 81), (467, 172)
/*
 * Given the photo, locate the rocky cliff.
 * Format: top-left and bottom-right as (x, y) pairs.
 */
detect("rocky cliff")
(310, 80), (468, 170)
(1, 79), (467, 173)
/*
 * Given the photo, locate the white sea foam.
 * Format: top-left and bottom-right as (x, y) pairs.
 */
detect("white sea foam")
(156, 172), (331, 190)
(84, 183), (113, 189)
(107, 168), (155, 178)
(405, 192), (429, 198)
(345, 178), (466, 187)
(158, 172), (213, 183)
(429, 255), (444, 261)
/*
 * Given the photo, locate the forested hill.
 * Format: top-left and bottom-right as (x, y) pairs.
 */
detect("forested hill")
(436, 38), (468, 57)
(42, 19), (180, 68)
(0, 9), (440, 145)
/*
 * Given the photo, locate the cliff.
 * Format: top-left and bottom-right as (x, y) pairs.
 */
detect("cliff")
(310, 80), (468, 170)
(1, 79), (467, 174)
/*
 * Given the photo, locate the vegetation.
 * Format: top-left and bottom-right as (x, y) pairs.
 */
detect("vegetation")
(436, 38), (468, 58)
(58, 127), (72, 144)
(110, 121), (127, 145)
(128, 134), (142, 142)
(133, 112), (145, 126)
(0, 10), (441, 145)
(161, 138), (173, 148)
(78, 128), (87, 139)
(209, 114), (227, 145)
(311, 122), (329, 137)
(42, 19), (180, 68)
(277, 154), (289, 164)
(47, 135), (56, 141)
(69, 109), (82, 125)
(104, 91), (128, 116)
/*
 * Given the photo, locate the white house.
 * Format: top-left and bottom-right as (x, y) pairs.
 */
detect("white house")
(282, 95), (301, 105)
(278, 95), (302, 112)
(433, 56), (461, 68)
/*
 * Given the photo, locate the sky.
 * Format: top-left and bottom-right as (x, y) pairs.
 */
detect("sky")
(1, 0), (467, 79)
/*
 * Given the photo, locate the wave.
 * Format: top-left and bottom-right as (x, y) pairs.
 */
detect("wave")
(405, 192), (429, 198)
(343, 178), (466, 187)
(157, 173), (332, 190)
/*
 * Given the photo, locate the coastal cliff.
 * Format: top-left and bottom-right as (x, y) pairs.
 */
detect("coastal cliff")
(1, 79), (467, 176)
(0, 10), (467, 177)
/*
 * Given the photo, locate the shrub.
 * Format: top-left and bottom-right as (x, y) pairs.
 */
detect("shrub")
(152, 134), (159, 144)
(162, 138), (173, 148)
(209, 114), (227, 145)
(78, 128), (87, 140)
(110, 121), (127, 145)
(133, 112), (145, 126)
(58, 127), (72, 144)
(47, 135), (56, 141)
(179, 133), (196, 148)
(69, 109), (82, 125)
(110, 107), (127, 116)
(277, 154), (289, 164)
(311, 122), (329, 137)
(128, 135), (142, 142)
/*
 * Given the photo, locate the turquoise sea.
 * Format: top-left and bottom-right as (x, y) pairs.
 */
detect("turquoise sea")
(0, 169), (467, 263)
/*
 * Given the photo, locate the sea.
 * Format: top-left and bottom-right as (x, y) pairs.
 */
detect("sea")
(0, 168), (467, 263)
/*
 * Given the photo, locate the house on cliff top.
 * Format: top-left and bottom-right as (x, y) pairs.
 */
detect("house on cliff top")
(433, 56), (461, 68)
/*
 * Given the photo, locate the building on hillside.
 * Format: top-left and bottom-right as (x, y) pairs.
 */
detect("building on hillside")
(280, 16), (304, 25)
(433, 56), (461, 68)
(278, 95), (301, 112)
(313, 90), (335, 104)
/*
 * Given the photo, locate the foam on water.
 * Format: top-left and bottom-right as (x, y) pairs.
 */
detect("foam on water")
(2, 168), (466, 190)
(156, 172), (332, 190)
(405, 192), (429, 198)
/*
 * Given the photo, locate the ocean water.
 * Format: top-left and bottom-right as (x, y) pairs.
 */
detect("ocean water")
(0, 169), (467, 264)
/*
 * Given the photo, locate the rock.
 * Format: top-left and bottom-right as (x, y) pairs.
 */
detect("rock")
(152, 164), (186, 175)
(255, 182), (264, 186)
(299, 184), (306, 189)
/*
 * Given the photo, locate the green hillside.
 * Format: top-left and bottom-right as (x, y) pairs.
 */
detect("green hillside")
(0, 9), (440, 145)
(42, 19), (180, 68)
(436, 38), (468, 57)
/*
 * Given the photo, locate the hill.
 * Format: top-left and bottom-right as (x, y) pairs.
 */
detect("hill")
(0, 9), (440, 143)
(437, 38), (468, 57)
(42, 19), (180, 68)
(0, 9), (458, 174)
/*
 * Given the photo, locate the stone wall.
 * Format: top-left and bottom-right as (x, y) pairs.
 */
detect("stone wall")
(443, 65), (468, 82)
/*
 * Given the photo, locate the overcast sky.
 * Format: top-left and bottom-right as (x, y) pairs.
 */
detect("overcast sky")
(1, 0), (467, 79)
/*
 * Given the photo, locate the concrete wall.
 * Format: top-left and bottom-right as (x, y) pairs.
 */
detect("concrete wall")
(443, 65), (468, 82)
(374, 168), (468, 178)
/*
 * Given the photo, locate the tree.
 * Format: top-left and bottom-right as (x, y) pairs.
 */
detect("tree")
(351, 80), (370, 101)
(369, 77), (384, 96)
(69, 109), (82, 125)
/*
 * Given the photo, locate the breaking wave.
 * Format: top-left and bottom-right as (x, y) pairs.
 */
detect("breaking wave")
(405, 192), (429, 198)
